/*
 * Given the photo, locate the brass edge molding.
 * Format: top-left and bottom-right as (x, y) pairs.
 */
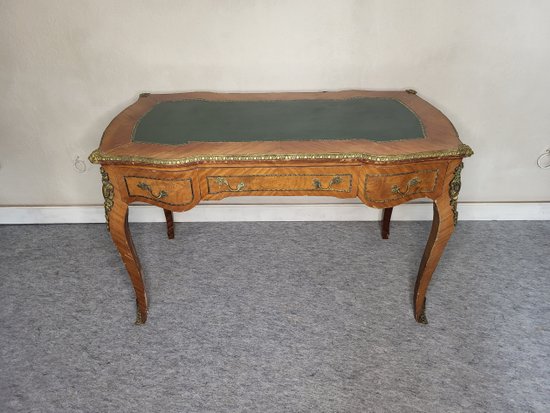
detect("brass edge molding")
(89, 149), (102, 164)
(100, 167), (114, 229)
(449, 162), (464, 226)
(88, 144), (473, 166)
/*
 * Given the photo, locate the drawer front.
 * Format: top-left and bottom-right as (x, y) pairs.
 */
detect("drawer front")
(124, 176), (195, 206)
(205, 168), (355, 196)
(364, 169), (439, 203)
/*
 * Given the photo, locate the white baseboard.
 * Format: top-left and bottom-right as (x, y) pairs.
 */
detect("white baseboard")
(0, 202), (549, 224)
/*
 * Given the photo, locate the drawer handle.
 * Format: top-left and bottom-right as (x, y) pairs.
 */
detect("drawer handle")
(215, 177), (246, 192)
(137, 182), (168, 199)
(391, 177), (421, 196)
(313, 176), (342, 190)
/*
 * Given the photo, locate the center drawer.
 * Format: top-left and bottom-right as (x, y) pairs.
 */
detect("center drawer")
(201, 167), (357, 198)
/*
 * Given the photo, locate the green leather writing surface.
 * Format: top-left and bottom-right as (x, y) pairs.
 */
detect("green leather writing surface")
(133, 98), (424, 144)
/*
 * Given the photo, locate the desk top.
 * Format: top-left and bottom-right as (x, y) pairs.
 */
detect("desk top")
(90, 90), (472, 166)
(133, 98), (424, 144)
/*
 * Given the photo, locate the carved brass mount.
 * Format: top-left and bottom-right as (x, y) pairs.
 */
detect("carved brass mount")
(137, 182), (168, 199)
(100, 167), (114, 230)
(135, 299), (145, 325)
(215, 177), (246, 192)
(312, 175), (342, 190)
(449, 162), (463, 226)
(392, 177), (421, 196)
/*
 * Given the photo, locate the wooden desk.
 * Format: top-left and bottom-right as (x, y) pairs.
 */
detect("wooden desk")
(89, 90), (473, 324)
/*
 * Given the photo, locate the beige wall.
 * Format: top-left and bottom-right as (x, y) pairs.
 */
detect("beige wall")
(1, 0), (549, 206)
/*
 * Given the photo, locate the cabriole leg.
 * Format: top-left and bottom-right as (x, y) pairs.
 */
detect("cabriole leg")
(414, 161), (463, 323)
(381, 207), (393, 239)
(108, 200), (148, 324)
(163, 209), (175, 239)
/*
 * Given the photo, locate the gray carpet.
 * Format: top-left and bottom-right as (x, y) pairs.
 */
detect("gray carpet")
(0, 221), (548, 412)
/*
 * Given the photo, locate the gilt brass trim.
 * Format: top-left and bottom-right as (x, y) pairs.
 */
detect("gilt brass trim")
(100, 167), (114, 230)
(88, 144), (473, 167)
(449, 162), (463, 226)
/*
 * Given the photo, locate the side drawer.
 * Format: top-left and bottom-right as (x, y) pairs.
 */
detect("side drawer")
(124, 176), (195, 206)
(363, 168), (440, 203)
